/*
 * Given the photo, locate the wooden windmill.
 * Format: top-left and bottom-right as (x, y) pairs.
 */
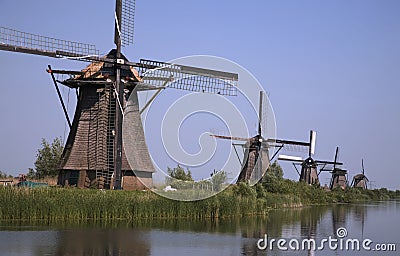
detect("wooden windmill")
(211, 91), (269, 185)
(351, 159), (369, 189)
(211, 92), (317, 185)
(0, 0), (238, 190)
(321, 147), (348, 190)
(278, 131), (319, 185)
(278, 132), (344, 186)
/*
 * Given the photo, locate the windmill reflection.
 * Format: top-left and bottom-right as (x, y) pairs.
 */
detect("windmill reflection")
(54, 228), (150, 256)
(239, 206), (328, 256)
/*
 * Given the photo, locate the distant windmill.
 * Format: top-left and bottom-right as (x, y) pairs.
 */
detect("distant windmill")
(211, 92), (316, 185)
(0, 0), (238, 190)
(211, 91), (269, 185)
(351, 159), (369, 189)
(278, 132), (344, 186)
(278, 131), (319, 185)
(321, 147), (348, 190)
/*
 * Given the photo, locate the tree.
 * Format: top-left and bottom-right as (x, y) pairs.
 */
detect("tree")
(0, 170), (12, 179)
(34, 137), (64, 178)
(210, 169), (227, 191)
(167, 165), (193, 181)
(267, 161), (284, 179)
(262, 161), (284, 192)
(26, 168), (37, 179)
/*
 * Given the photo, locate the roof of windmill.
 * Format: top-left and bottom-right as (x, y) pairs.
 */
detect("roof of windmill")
(74, 49), (141, 81)
(353, 173), (367, 179)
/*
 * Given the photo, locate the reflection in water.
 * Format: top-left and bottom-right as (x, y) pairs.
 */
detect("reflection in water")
(54, 229), (150, 256)
(0, 201), (398, 256)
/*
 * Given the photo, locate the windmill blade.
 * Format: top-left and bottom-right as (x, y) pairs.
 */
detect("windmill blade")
(309, 130), (316, 157)
(316, 160), (343, 166)
(0, 26), (99, 60)
(278, 154), (304, 163)
(362, 159), (365, 175)
(138, 59), (238, 96)
(259, 91), (270, 140)
(333, 146), (339, 170)
(258, 91), (263, 136)
(210, 134), (250, 142)
(121, 0), (136, 47)
(267, 139), (309, 147)
(114, 0), (136, 47)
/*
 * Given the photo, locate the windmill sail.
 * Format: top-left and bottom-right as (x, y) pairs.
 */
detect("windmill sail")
(0, 26), (99, 59)
(121, 0), (136, 47)
(138, 59), (238, 96)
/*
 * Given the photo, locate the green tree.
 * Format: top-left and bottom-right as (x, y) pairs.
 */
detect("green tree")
(210, 169), (227, 191)
(26, 168), (37, 179)
(34, 137), (64, 178)
(268, 161), (284, 179)
(166, 165), (193, 184)
(0, 170), (12, 179)
(262, 161), (284, 192)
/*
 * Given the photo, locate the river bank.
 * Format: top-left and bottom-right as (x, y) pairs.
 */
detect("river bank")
(0, 181), (398, 221)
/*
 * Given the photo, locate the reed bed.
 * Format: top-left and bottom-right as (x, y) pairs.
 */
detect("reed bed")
(0, 186), (271, 221)
(1, 183), (396, 221)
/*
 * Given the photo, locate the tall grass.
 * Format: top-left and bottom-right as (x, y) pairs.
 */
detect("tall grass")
(0, 186), (270, 221)
(0, 183), (397, 221)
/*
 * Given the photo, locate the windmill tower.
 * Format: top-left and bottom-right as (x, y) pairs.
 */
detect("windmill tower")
(0, 0), (238, 190)
(351, 159), (369, 189)
(321, 147), (348, 190)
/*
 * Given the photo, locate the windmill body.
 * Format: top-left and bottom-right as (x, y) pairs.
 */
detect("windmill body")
(329, 169), (348, 190)
(352, 174), (368, 189)
(238, 135), (270, 184)
(57, 50), (154, 189)
(299, 157), (319, 185)
(351, 159), (369, 189)
(321, 147), (348, 190)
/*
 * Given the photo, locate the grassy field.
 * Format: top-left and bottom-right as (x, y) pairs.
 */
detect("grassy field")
(0, 181), (398, 221)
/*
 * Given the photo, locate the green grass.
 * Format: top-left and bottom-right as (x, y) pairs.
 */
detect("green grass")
(0, 186), (270, 221)
(0, 182), (397, 221)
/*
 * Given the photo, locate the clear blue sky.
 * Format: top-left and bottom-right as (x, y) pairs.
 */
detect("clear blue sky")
(0, 0), (399, 189)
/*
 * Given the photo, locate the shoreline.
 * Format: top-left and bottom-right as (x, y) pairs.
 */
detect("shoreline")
(0, 182), (398, 221)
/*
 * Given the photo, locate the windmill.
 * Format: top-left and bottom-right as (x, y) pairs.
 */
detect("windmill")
(321, 147), (348, 190)
(0, 0), (238, 190)
(211, 92), (314, 185)
(211, 91), (269, 185)
(278, 131), (319, 185)
(351, 159), (369, 189)
(278, 132), (344, 186)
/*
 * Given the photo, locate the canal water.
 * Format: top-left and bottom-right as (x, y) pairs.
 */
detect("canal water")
(0, 200), (398, 255)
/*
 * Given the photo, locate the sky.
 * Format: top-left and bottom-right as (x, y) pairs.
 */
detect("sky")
(0, 0), (399, 189)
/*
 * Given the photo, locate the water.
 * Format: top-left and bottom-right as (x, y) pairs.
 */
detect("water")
(0, 200), (398, 255)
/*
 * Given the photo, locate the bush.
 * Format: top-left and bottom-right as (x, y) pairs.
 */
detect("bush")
(34, 137), (64, 178)
(233, 182), (256, 198)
